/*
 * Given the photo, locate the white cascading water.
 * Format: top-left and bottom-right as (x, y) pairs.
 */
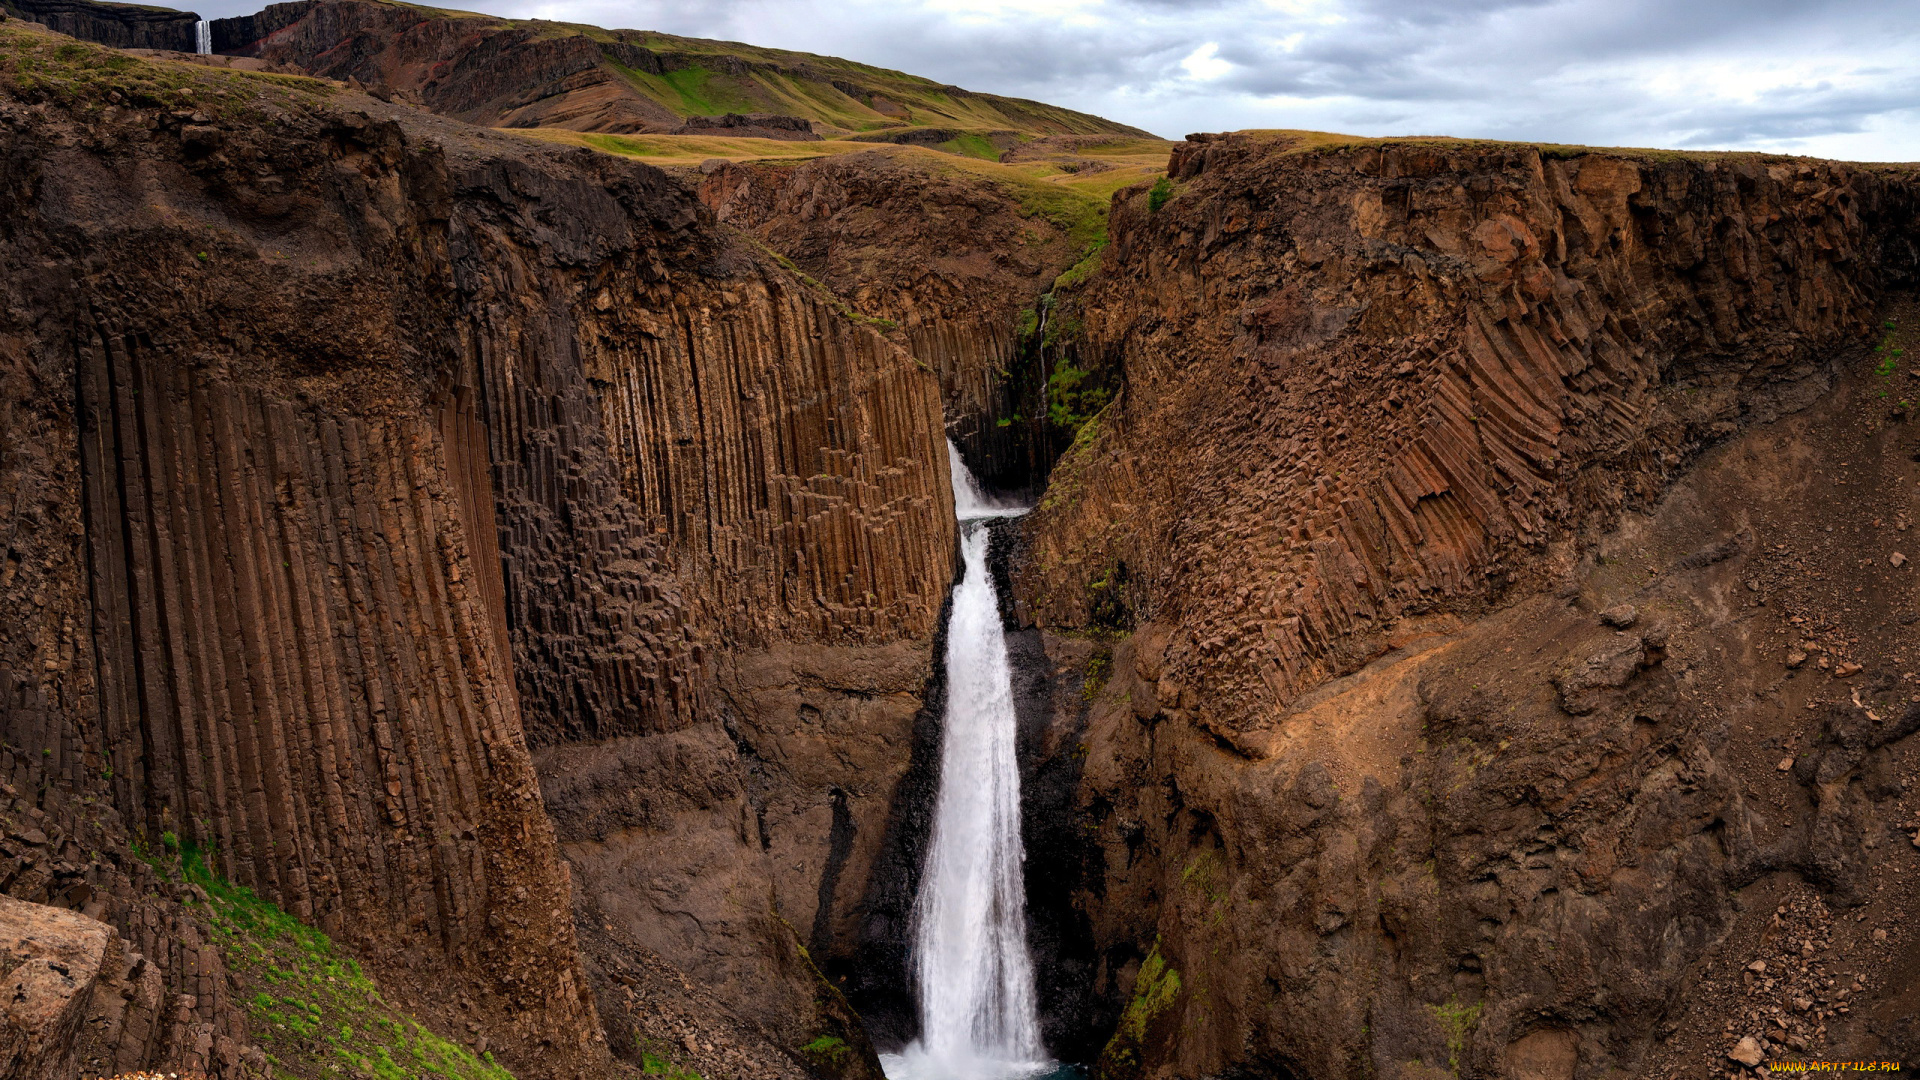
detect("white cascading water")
(880, 442), (1050, 1080)
(195, 19), (211, 54)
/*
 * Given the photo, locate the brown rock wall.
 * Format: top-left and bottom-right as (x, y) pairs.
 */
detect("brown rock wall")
(1064, 360), (1920, 1079)
(698, 152), (1083, 488)
(1007, 133), (1920, 1079)
(0, 0), (197, 51)
(1, 893), (112, 1080)
(1020, 135), (1920, 734)
(0, 768), (266, 1077)
(0, 95), (602, 1067)
(461, 156), (955, 748)
(0, 35), (954, 1076)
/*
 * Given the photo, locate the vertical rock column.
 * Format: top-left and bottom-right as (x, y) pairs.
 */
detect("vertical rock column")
(71, 322), (595, 1051)
(584, 276), (956, 646)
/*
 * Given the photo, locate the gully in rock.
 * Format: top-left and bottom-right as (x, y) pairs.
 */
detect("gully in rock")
(882, 443), (1062, 1080)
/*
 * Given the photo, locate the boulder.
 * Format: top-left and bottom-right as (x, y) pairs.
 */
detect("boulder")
(0, 895), (111, 1080)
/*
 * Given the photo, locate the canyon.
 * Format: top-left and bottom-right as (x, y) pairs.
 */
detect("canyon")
(0, 6), (1917, 1080)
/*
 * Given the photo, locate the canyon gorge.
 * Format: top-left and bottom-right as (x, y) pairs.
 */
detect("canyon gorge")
(0, 4), (1917, 1080)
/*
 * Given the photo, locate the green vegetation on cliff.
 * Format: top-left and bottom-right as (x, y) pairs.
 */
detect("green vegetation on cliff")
(1146, 175), (1174, 212)
(1045, 353), (1105, 430)
(0, 20), (329, 110)
(1094, 941), (1183, 1079)
(142, 837), (511, 1080)
(1431, 996), (1484, 1075)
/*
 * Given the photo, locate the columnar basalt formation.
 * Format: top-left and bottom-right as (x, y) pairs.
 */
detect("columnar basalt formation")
(698, 152), (1088, 490)
(1022, 135), (1919, 735)
(0, 28), (954, 1078)
(487, 147), (957, 1074)
(0, 57), (605, 1074)
(455, 152), (955, 748)
(1012, 134), (1920, 1079)
(10, 14), (1920, 1079)
(0, 0), (197, 50)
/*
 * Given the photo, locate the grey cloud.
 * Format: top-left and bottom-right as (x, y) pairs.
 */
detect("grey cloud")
(180, 0), (1920, 157)
(1669, 82), (1920, 145)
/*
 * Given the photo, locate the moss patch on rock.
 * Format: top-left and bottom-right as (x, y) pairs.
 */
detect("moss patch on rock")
(150, 840), (512, 1080)
(1094, 941), (1182, 1080)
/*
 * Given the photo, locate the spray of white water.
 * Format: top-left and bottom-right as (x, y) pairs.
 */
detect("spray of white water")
(195, 19), (211, 54)
(880, 443), (1049, 1080)
(947, 439), (1024, 520)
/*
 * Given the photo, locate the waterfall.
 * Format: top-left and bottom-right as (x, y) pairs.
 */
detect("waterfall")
(881, 442), (1049, 1080)
(946, 438), (1022, 520)
(195, 19), (211, 54)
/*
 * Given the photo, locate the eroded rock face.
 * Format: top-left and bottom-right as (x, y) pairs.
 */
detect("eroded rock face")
(1011, 134), (1920, 1079)
(11, 24), (1920, 1080)
(1021, 133), (1918, 737)
(699, 152), (1088, 492)
(673, 113), (820, 141)
(1066, 371), (1920, 1077)
(0, 32), (952, 1079)
(0, 59), (623, 1077)
(0, 0), (196, 51)
(1, 894), (109, 1080)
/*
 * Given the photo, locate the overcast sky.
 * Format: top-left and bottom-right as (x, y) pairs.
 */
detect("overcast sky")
(199, 0), (1920, 160)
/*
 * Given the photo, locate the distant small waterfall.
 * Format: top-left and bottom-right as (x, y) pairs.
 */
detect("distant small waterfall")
(195, 19), (211, 54)
(881, 442), (1048, 1080)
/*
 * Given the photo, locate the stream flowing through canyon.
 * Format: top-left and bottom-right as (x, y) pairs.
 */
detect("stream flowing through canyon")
(879, 443), (1064, 1080)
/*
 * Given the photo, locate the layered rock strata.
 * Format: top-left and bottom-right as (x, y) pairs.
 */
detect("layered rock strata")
(673, 112), (820, 140)
(0, 0), (196, 50)
(1012, 134), (1920, 1078)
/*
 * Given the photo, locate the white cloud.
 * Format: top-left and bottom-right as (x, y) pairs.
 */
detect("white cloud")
(188, 0), (1920, 159)
(1181, 42), (1233, 81)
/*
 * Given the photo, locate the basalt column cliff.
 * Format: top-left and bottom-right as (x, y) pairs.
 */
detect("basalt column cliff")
(7, 9), (1920, 1080)
(1016, 135), (1920, 1078)
(0, 26), (953, 1080)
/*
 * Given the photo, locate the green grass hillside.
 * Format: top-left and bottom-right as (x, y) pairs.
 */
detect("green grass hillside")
(204, 0), (1153, 144)
(556, 19), (1148, 137)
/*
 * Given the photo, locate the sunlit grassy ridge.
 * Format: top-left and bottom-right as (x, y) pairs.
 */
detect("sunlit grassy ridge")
(1225, 128), (1920, 167)
(350, 0), (1147, 138)
(0, 20), (331, 111)
(518, 127), (1174, 214)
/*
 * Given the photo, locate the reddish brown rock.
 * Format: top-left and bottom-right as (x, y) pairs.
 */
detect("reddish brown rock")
(0, 895), (111, 1080)
(1020, 133), (1920, 734)
(0, 0), (195, 50)
(0, 29), (952, 1078)
(699, 151), (1090, 490)
(1008, 133), (1920, 1080)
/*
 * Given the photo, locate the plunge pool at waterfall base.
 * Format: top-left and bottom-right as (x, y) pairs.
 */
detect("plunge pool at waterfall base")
(878, 1048), (1087, 1080)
